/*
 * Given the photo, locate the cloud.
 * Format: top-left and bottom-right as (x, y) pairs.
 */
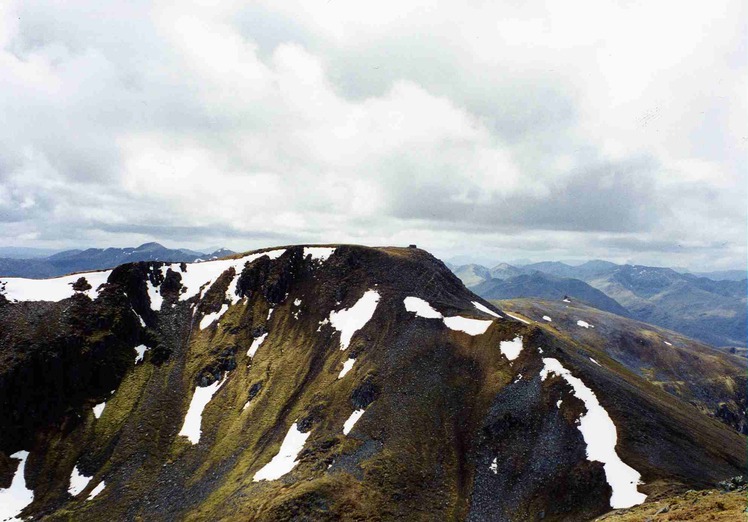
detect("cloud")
(0, 0), (744, 270)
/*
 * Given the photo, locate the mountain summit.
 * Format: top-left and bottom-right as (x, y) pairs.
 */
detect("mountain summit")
(0, 245), (743, 521)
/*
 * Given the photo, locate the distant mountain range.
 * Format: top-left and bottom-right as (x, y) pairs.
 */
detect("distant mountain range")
(0, 243), (236, 279)
(450, 259), (747, 348)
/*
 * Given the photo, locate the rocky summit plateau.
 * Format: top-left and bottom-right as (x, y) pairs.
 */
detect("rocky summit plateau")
(0, 245), (744, 521)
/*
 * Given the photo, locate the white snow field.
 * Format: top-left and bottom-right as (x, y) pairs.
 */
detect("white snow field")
(343, 409), (366, 435)
(2, 270), (112, 302)
(499, 336), (524, 361)
(253, 423), (310, 481)
(577, 320), (592, 328)
(0, 451), (34, 521)
(0, 248), (292, 306)
(329, 290), (381, 350)
(303, 247), (336, 262)
(543, 316), (552, 322)
(404, 297), (493, 335)
(540, 357), (646, 509)
(178, 376), (226, 444)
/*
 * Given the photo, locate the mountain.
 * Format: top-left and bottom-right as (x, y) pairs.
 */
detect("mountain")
(454, 260), (747, 349)
(0, 245), (744, 521)
(488, 263), (525, 280)
(584, 266), (746, 348)
(451, 263), (491, 287)
(0, 247), (60, 259)
(0, 243), (236, 279)
(690, 269), (746, 282)
(494, 298), (746, 434)
(472, 273), (630, 317)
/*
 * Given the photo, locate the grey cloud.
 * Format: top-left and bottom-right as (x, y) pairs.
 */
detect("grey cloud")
(388, 157), (660, 233)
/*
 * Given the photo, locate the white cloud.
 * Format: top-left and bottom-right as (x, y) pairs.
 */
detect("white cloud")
(0, 0), (744, 270)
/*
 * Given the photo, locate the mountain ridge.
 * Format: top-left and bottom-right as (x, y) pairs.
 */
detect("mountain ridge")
(0, 244), (744, 521)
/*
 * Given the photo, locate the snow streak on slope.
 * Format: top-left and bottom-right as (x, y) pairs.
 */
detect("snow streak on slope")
(0, 451), (34, 522)
(329, 290), (381, 350)
(178, 376), (226, 444)
(1, 270), (111, 302)
(68, 465), (92, 496)
(505, 312), (531, 324)
(404, 297), (493, 335)
(87, 481), (105, 500)
(253, 423), (310, 481)
(540, 358), (646, 509)
(338, 358), (356, 379)
(247, 333), (268, 358)
(472, 301), (502, 318)
(343, 409), (366, 435)
(199, 304), (229, 330)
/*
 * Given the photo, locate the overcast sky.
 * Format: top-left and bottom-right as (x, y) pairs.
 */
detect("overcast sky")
(0, 1), (745, 270)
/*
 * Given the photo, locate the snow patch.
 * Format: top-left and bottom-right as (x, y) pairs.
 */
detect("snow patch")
(92, 402), (106, 419)
(542, 315), (552, 322)
(329, 290), (381, 350)
(540, 358), (646, 509)
(590, 357), (602, 367)
(293, 298), (302, 306)
(343, 409), (366, 435)
(253, 423), (310, 481)
(489, 457), (498, 474)
(68, 466), (92, 496)
(134, 345), (148, 364)
(87, 481), (105, 500)
(472, 301), (502, 318)
(664, 341), (672, 346)
(404, 297), (493, 335)
(577, 320), (591, 329)
(443, 316), (493, 335)
(338, 358), (356, 379)
(200, 304), (229, 330)
(178, 376), (226, 444)
(304, 247), (336, 262)
(247, 333), (268, 358)
(404, 296), (442, 319)
(1, 270), (111, 302)
(557, 399), (563, 408)
(0, 451), (34, 522)
(499, 336), (524, 361)
(513, 373), (523, 383)
(177, 249), (286, 302)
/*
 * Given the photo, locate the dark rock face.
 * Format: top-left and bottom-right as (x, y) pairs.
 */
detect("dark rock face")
(0, 245), (745, 521)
